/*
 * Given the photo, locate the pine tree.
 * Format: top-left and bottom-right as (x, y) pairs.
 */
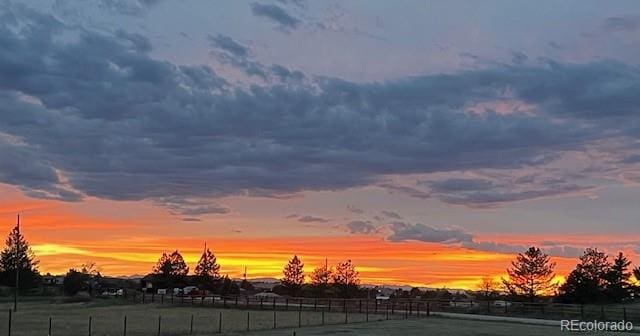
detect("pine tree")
(153, 250), (189, 276)
(282, 255), (304, 295)
(558, 248), (611, 303)
(194, 243), (220, 279)
(502, 247), (556, 301)
(311, 260), (332, 287)
(310, 259), (332, 297)
(333, 259), (360, 298)
(605, 252), (632, 302)
(0, 222), (40, 290)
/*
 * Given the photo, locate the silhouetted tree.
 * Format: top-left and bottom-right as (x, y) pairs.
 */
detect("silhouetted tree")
(477, 277), (499, 299)
(0, 223), (40, 290)
(218, 275), (239, 295)
(63, 269), (88, 296)
(282, 255), (304, 295)
(310, 259), (332, 297)
(153, 250), (189, 276)
(194, 243), (220, 279)
(605, 252), (632, 302)
(502, 247), (556, 301)
(558, 248), (611, 303)
(333, 259), (360, 298)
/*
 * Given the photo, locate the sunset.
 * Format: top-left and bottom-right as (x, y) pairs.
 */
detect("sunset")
(1, 0), (640, 335)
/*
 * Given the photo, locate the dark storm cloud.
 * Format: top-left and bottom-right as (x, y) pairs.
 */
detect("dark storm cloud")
(250, 3), (300, 30)
(346, 220), (376, 234)
(1, 5), (640, 212)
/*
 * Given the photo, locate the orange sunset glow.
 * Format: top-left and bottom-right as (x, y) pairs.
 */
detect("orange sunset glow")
(2, 0), (640, 302)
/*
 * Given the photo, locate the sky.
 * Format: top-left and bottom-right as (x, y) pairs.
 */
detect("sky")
(1, 0), (640, 289)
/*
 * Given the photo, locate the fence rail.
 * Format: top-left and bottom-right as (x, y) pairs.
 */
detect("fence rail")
(125, 291), (640, 324)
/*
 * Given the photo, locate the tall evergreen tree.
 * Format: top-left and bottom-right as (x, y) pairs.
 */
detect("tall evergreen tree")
(153, 250), (189, 276)
(194, 243), (220, 279)
(333, 259), (360, 298)
(310, 259), (332, 297)
(558, 248), (611, 303)
(502, 247), (556, 301)
(282, 255), (305, 295)
(0, 222), (40, 290)
(605, 252), (632, 302)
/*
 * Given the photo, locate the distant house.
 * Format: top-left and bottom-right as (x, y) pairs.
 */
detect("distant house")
(42, 274), (64, 285)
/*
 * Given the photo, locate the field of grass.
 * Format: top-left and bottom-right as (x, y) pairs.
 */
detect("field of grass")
(0, 298), (636, 336)
(0, 298), (388, 336)
(233, 317), (635, 336)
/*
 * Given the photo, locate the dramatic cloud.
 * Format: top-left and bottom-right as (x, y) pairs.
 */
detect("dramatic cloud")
(250, 3), (300, 30)
(388, 222), (473, 244)
(2, 5), (640, 215)
(385, 222), (585, 257)
(346, 220), (376, 234)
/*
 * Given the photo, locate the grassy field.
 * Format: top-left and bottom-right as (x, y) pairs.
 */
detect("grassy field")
(0, 298), (388, 336)
(0, 298), (635, 335)
(232, 317), (635, 336)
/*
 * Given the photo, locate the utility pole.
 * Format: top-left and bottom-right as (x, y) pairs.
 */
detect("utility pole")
(14, 214), (20, 312)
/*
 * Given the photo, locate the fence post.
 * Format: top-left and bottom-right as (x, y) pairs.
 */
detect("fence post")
(285, 298), (289, 311)
(218, 312), (222, 334)
(7, 309), (11, 336)
(600, 306), (605, 320)
(48, 316), (52, 336)
(314, 299), (317, 311)
(366, 300), (369, 322)
(385, 302), (389, 320)
(189, 314), (194, 335)
(273, 310), (277, 329)
(157, 315), (161, 336)
(345, 306), (348, 324)
(223, 297), (227, 308)
(623, 307), (627, 321)
(299, 299), (303, 312)
(427, 301), (430, 317)
(143, 292), (146, 304)
(123, 315), (127, 336)
(201, 295), (205, 305)
(541, 304), (545, 317)
(416, 302), (419, 317)
(580, 305), (584, 319)
(181, 294), (184, 305)
(375, 299), (378, 314)
(247, 311), (250, 331)
(359, 300), (362, 313)
(88, 316), (92, 336)
(151, 293), (155, 303)
(245, 297), (249, 309)
(298, 309), (301, 327)
(391, 301), (395, 315)
(211, 295), (215, 307)
(273, 297), (276, 310)
(260, 298), (264, 310)
(161, 294), (164, 304)
(171, 292), (174, 304)
(328, 299), (331, 312)
(235, 295), (238, 308)
(322, 310), (325, 325)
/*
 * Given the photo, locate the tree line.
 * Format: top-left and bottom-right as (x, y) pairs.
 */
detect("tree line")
(500, 246), (640, 304)
(1, 221), (639, 304)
